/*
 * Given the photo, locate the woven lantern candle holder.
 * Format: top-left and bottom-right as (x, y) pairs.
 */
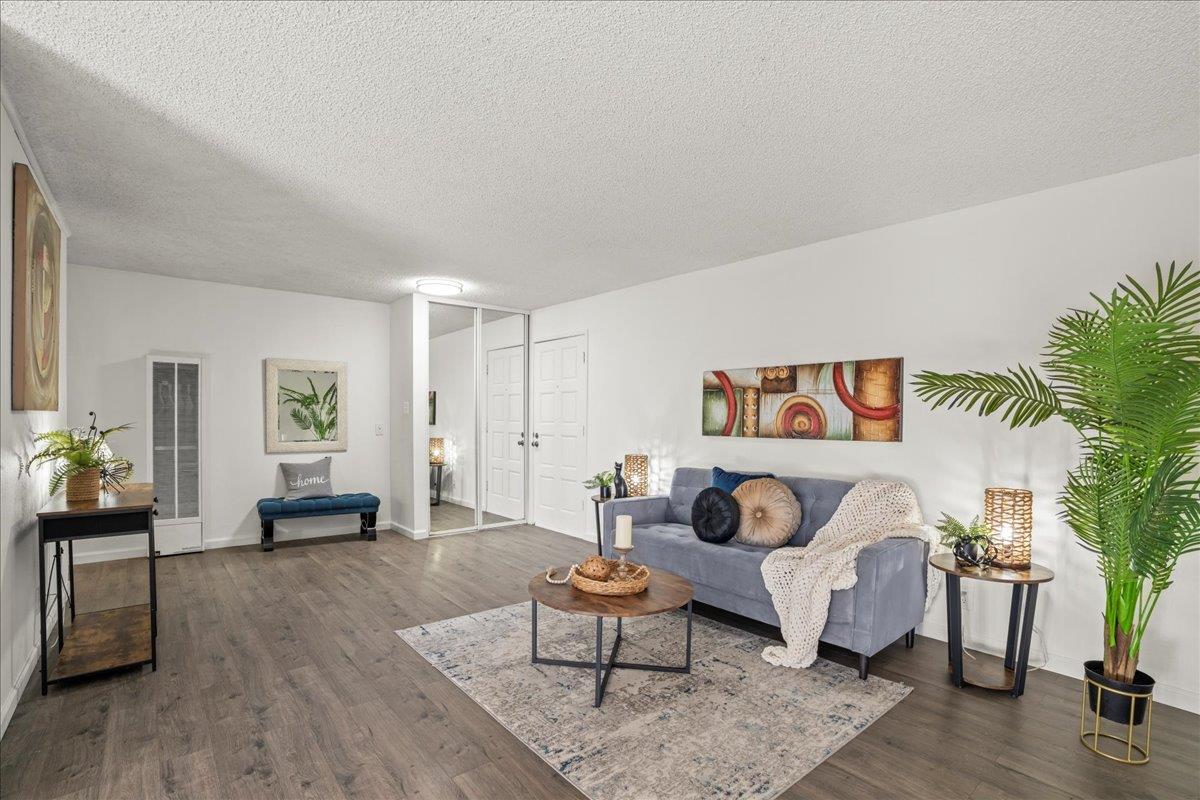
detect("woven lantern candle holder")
(985, 487), (1032, 569)
(429, 437), (445, 465)
(624, 453), (649, 498)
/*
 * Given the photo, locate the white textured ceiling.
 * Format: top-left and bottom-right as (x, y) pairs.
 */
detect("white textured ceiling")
(1, 1), (1196, 308)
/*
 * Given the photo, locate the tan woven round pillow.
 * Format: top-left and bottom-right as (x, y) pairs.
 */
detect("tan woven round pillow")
(732, 478), (802, 547)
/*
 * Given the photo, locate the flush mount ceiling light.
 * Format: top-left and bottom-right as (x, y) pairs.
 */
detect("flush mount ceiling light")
(416, 278), (463, 296)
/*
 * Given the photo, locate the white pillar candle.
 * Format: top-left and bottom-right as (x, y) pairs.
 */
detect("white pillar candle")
(615, 514), (633, 549)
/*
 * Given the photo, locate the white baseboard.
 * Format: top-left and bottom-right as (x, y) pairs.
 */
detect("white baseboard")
(1, 641), (39, 737)
(1, 597), (62, 737)
(70, 519), (398, 563)
(391, 522), (428, 540)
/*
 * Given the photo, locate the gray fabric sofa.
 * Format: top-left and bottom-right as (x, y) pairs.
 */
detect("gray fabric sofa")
(602, 467), (928, 678)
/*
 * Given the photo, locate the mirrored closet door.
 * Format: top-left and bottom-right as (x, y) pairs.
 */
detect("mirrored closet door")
(427, 301), (528, 535)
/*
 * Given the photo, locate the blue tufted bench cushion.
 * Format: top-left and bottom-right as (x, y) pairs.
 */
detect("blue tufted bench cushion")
(256, 492), (380, 521)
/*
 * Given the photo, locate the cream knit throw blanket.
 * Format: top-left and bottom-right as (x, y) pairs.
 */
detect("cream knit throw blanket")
(760, 480), (938, 669)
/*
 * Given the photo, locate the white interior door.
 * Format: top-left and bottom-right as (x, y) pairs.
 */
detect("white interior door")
(485, 344), (525, 520)
(533, 335), (587, 536)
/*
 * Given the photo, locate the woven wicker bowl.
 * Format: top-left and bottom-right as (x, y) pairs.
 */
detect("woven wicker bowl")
(571, 561), (650, 596)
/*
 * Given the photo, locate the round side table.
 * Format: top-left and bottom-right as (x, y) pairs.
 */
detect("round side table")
(929, 552), (1054, 698)
(589, 494), (609, 555)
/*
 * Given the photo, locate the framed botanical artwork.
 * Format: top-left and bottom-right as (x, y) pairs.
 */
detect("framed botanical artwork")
(264, 358), (348, 453)
(702, 358), (903, 442)
(12, 163), (62, 410)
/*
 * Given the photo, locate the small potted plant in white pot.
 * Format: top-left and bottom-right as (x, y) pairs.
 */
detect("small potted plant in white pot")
(24, 412), (135, 501)
(914, 262), (1199, 760)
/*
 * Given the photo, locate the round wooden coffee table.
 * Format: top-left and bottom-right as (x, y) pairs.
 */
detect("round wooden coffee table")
(929, 552), (1054, 698)
(528, 567), (694, 708)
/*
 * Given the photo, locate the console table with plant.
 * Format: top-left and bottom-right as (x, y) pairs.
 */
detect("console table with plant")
(24, 414), (154, 695)
(914, 261), (1199, 764)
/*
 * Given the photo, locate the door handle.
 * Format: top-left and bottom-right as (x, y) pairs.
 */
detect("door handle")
(517, 432), (525, 447)
(532, 432), (540, 448)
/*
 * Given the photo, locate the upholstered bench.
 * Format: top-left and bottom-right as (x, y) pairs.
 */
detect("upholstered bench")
(255, 493), (380, 551)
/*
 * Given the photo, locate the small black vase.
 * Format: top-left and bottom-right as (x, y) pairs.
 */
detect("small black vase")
(613, 462), (628, 499)
(599, 484), (612, 500)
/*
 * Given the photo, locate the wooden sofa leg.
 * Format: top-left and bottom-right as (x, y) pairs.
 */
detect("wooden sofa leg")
(261, 520), (274, 552)
(361, 512), (377, 541)
(906, 628), (916, 648)
(858, 653), (869, 680)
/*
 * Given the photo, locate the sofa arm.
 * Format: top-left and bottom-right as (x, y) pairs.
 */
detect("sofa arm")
(601, 496), (671, 556)
(850, 537), (930, 657)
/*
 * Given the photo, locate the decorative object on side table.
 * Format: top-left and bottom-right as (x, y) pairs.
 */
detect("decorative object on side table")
(530, 566), (692, 707)
(582, 468), (614, 499)
(623, 453), (649, 496)
(929, 552), (1054, 698)
(613, 513), (634, 577)
(914, 261), (1199, 763)
(935, 512), (996, 567)
(984, 487), (1032, 568)
(612, 461), (628, 498)
(428, 436), (445, 465)
(23, 412), (134, 502)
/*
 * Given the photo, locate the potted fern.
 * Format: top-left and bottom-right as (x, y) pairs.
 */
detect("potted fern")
(913, 262), (1199, 733)
(25, 412), (135, 501)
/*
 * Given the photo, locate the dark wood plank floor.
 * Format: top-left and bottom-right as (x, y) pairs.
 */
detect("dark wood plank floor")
(2, 526), (1196, 800)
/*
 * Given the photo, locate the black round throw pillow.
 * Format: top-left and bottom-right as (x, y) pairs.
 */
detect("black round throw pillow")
(692, 487), (739, 544)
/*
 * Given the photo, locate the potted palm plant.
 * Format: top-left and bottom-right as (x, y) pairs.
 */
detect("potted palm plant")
(25, 412), (135, 501)
(913, 262), (1199, 738)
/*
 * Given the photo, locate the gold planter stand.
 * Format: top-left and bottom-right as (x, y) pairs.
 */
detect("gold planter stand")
(1080, 673), (1152, 765)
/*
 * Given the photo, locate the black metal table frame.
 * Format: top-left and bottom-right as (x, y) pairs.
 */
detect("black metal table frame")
(945, 574), (1038, 698)
(530, 599), (693, 708)
(37, 518), (157, 695)
(430, 463), (444, 506)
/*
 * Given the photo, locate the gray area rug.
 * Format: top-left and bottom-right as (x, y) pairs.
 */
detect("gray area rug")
(397, 603), (910, 800)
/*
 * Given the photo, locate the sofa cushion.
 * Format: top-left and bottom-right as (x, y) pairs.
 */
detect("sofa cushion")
(691, 487), (739, 543)
(667, 467), (712, 524)
(630, 521), (855, 624)
(711, 466), (775, 494)
(732, 478), (802, 547)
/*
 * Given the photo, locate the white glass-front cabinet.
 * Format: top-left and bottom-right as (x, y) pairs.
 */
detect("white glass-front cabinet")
(146, 355), (204, 555)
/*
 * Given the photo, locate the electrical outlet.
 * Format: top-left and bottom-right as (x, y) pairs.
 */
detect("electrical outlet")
(403, 400), (411, 414)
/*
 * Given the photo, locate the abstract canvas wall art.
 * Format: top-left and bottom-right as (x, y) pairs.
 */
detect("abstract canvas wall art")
(702, 358), (903, 442)
(12, 163), (62, 410)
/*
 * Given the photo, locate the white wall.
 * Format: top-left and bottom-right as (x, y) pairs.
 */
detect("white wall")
(0, 99), (70, 734)
(530, 155), (1200, 711)
(389, 294), (429, 537)
(66, 265), (392, 557)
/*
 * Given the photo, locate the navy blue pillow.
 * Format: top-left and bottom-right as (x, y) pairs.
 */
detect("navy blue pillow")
(712, 466), (775, 494)
(691, 487), (739, 544)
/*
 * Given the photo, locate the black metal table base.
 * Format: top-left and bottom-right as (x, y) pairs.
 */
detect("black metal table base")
(531, 599), (693, 707)
(945, 574), (1038, 698)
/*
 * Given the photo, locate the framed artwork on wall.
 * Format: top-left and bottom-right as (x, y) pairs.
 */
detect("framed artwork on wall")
(702, 358), (903, 442)
(12, 163), (62, 411)
(429, 390), (437, 425)
(264, 358), (348, 453)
